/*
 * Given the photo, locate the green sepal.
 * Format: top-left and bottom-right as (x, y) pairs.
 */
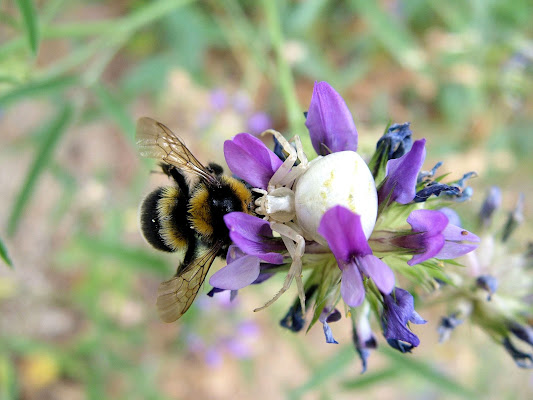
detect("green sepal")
(307, 260), (341, 333)
(0, 237), (13, 268)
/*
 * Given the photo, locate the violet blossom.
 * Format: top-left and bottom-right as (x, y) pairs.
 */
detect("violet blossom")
(209, 214), (285, 291)
(377, 139), (426, 205)
(224, 132), (282, 189)
(305, 81), (358, 155)
(397, 209), (480, 266)
(382, 287), (426, 352)
(317, 206), (395, 307)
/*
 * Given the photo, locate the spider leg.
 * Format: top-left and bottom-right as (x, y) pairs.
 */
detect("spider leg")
(254, 222), (306, 313)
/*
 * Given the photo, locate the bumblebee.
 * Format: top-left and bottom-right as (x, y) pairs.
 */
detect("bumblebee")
(136, 117), (254, 322)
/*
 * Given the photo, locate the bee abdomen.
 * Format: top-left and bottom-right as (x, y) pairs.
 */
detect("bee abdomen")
(140, 186), (190, 252)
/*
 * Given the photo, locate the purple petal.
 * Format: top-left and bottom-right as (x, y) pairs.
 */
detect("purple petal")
(226, 244), (246, 264)
(247, 112), (272, 135)
(357, 254), (395, 295)
(224, 133), (283, 189)
(317, 206), (372, 264)
(407, 209), (449, 233)
(407, 233), (445, 265)
(210, 89), (227, 110)
(405, 209), (448, 265)
(305, 81), (358, 155)
(209, 255), (260, 290)
(378, 139), (426, 205)
(341, 261), (365, 307)
(237, 321), (260, 337)
(205, 347), (223, 367)
(224, 212), (284, 264)
(436, 242), (478, 260)
(321, 321), (339, 344)
(442, 223), (480, 243)
(225, 338), (252, 359)
(409, 310), (427, 325)
(436, 223), (480, 259)
(353, 312), (377, 374)
(382, 288), (425, 349)
(438, 207), (462, 228)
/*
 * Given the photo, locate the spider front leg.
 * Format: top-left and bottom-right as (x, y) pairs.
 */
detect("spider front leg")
(254, 221), (306, 313)
(260, 129), (298, 189)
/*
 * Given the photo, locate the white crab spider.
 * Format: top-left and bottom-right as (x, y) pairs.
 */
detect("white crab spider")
(253, 130), (378, 313)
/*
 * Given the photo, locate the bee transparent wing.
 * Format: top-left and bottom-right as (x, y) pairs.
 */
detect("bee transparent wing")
(156, 245), (220, 322)
(136, 117), (216, 184)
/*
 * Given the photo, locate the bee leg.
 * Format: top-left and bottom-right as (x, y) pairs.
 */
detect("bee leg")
(161, 164), (190, 197)
(176, 237), (198, 275)
(254, 222), (305, 313)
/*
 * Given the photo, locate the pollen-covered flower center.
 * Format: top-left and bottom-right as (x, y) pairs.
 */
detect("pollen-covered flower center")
(294, 151), (377, 245)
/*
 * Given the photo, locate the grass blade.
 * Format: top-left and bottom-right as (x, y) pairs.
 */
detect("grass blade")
(15, 0), (40, 55)
(349, 0), (425, 71)
(380, 346), (477, 399)
(72, 235), (170, 276)
(0, 76), (78, 108)
(0, 237), (13, 268)
(93, 84), (135, 141)
(7, 105), (73, 237)
(0, 355), (19, 400)
(341, 367), (400, 389)
(288, 345), (354, 399)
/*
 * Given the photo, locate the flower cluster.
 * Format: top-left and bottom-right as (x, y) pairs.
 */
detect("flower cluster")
(436, 189), (533, 368)
(210, 81), (482, 371)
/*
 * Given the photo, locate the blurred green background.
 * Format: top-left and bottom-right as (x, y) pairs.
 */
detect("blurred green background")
(1, 0), (532, 399)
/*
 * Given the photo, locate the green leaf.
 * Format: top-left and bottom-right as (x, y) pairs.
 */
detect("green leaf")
(15, 0), (40, 55)
(93, 84), (135, 141)
(380, 346), (478, 399)
(0, 237), (13, 268)
(0, 75), (78, 108)
(70, 235), (170, 276)
(349, 0), (425, 71)
(7, 105), (73, 237)
(341, 367), (400, 389)
(0, 354), (19, 400)
(288, 345), (355, 399)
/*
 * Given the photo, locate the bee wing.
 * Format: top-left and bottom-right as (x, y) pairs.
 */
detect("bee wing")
(136, 117), (216, 184)
(156, 245), (220, 323)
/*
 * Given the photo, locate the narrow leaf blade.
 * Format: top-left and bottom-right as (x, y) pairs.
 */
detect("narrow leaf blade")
(0, 237), (13, 267)
(16, 0), (40, 55)
(7, 105), (73, 236)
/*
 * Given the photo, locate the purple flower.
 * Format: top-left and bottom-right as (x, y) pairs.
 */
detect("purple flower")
(280, 284), (319, 332)
(476, 275), (498, 300)
(210, 214), (285, 290)
(502, 337), (533, 368)
(305, 81), (358, 155)
(438, 207), (462, 228)
(479, 186), (502, 227)
(209, 245), (261, 290)
(247, 112), (272, 135)
(319, 308), (342, 344)
(382, 287), (426, 352)
(437, 313), (463, 343)
(210, 88), (228, 111)
(378, 139), (426, 205)
(398, 209), (480, 266)
(317, 206), (395, 307)
(224, 133), (283, 189)
(225, 212), (285, 263)
(375, 122), (413, 160)
(352, 304), (377, 373)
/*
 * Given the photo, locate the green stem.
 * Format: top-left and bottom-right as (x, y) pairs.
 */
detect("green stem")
(262, 0), (303, 134)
